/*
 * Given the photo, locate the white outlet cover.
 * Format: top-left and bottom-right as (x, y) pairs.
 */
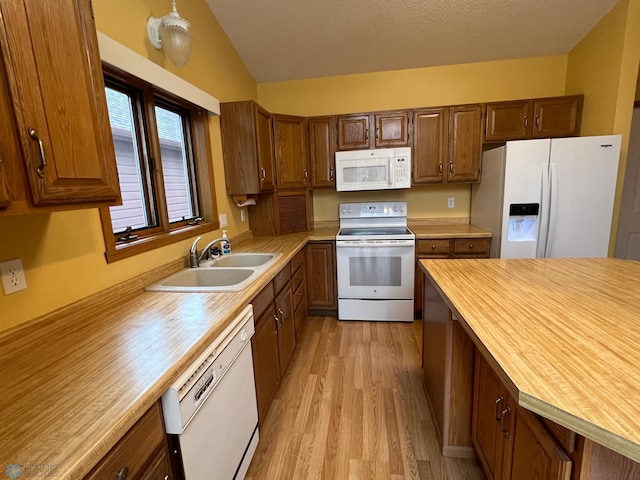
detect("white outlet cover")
(219, 213), (228, 228)
(448, 197), (455, 208)
(0, 258), (27, 294)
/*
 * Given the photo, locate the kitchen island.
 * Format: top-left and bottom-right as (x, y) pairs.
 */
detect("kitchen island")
(420, 257), (640, 477)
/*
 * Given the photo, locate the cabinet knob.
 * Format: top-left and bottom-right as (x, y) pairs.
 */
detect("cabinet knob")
(431, 244), (436, 250)
(116, 466), (129, 480)
(469, 244), (474, 249)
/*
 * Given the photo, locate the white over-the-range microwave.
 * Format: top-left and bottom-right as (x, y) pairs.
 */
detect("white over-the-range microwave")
(334, 147), (411, 191)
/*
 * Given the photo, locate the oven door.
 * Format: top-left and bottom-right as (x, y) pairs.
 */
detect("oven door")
(336, 239), (415, 299)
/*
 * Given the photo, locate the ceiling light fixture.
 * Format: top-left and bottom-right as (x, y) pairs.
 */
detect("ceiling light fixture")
(147, 0), (192, 67)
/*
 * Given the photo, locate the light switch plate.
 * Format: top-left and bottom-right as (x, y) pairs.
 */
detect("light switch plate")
(448, 197), (455, 208)
(1, 258), (27, 294)
(219, 213), (228, 228)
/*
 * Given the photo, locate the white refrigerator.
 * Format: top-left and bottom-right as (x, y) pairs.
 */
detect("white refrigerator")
(470, 135), (621, 258)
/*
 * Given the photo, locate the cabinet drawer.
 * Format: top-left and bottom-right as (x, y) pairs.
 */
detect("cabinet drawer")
(293, 281), (306, 309)
(453, 238), (490, 256)
(84, 403), (165, 480)
(274, 263), (291, 295)
(252, 282), (275, 321)
(292, 264), (305, 291)
(417, 239), (451, 256)
(291, 249), (305, 274)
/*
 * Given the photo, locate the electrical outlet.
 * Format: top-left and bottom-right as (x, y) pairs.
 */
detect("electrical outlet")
(1, 258), (27, 294)
(241, 210), (246, 222)
(219, 213), (228, 228)
(448, 197), (455, 208)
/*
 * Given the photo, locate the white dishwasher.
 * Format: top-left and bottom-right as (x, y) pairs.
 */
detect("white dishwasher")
(161, 305), (259, 479)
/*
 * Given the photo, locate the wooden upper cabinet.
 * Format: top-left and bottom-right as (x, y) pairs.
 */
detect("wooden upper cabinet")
(484, 95), (583, 142)
(374, 111), (410, 147)
(220, 100), (275, 195)
(0, 0), (120, 207)
(448, 104), (483, 183)
(532, 96), (583, 139)
(485, 100), (532, 142)
(412, 108), (448, 184)
(337, 114), (371, 150)
(308, 116), (336, 188)
(272, 114), (309, 190)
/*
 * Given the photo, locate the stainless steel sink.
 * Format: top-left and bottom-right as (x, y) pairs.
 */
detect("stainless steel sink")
(204, 253), (276, 268)
(146, 268), (257, 292)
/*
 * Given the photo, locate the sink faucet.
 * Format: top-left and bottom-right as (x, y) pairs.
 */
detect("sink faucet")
(189, 236), (230, 268)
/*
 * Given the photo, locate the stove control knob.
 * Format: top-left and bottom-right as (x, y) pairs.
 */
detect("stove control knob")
(394, 207), (398, 212)
(399, 205), (405, 212)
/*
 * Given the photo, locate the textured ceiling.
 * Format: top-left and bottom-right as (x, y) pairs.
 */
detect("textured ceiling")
(204, 0), (619, 83)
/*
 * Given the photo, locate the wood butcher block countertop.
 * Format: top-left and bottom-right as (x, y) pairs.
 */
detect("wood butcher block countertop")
(420, 257), (640, 463)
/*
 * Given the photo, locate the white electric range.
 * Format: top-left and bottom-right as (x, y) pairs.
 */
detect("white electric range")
(336, 202), (415, 322)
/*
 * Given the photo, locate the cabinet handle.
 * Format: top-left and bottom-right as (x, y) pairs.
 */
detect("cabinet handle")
(523, 115), (528, 129)
(115, 466), (129, 480)
(278, 307), (285, 320)
(28, 128), (47, 178)
(494, 396), (504, 420)
(274, 314), (280, 331)
(500, 406), (511, 439)
(535, 115), (541, 129)
(376, 126), (379, 140)
(303, 169), (308, 183)
(365, 128), (369, 142)
(329, 167), (334, 181)
(449, 161), (453, 175)
(261, 167), (266, 181)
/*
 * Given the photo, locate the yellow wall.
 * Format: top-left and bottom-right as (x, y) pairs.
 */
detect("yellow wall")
(566, 0), (640, 254)
(0, 0), (257, 332)
(259, 56), (569, 222)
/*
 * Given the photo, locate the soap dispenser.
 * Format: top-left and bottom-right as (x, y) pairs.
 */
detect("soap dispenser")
(222, 230), (231, 255)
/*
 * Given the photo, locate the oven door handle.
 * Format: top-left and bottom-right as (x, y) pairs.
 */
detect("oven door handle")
(336, 240), (415, 247)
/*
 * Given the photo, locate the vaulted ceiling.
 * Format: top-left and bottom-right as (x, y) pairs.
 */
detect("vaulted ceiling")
(205, 0), (619, 83)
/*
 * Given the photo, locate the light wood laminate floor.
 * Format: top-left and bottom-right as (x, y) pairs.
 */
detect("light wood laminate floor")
(246, 316), (486, 480)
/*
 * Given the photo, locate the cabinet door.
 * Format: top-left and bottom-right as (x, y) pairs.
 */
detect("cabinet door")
(251, 303), (280, 423)
(532, 96), (583, 139)
(138, 446), (174, 480)
(415, 239), (451, 313)
(374, 111), (409, 147)
(255, 104), (276, 192)
(485, 101), (532, 142)
(308, 116), (336, 188)
(273, 114), (309, 190)
(337, 114), (371, 150)
(508, 407), (572, 480)
(306, 242), (337, 310)
(448, 104), (483, 183)
(412, 108), (448, 184)
(0, 0), (120, 206)
(275, 283), (296, 374)
(472, 351), (513, 480)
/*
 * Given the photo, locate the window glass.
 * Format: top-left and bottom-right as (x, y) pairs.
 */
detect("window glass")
(105, 87), (151, 233)
(155, 105), (196, 223)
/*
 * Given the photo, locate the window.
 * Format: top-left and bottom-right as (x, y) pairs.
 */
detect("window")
(100, 66), (217, 262)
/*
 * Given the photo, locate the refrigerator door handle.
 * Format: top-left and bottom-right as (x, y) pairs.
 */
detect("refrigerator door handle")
(545, 163), (558, 258)
(536, 165), (551, 258)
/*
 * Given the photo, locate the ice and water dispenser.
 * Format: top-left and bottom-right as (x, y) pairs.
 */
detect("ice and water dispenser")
(507, 203), (539, 242)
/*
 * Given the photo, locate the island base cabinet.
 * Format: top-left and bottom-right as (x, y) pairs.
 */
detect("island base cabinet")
(472, 351), (572, 480)
(422, 278), (476, 457)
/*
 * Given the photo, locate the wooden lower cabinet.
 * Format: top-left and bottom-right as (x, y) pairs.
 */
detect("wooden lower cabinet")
(291, 249), (308, 336)
(415, 237), (490, 314)
(422, 279), (476, 457)
(472, 351), (572, 480)
(252, 294), (280, 423)
(84, 401), (174, 480)
(275, 282), (296, 373)
(251, 259), (302, 424)
(306, 241), (337, 314)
